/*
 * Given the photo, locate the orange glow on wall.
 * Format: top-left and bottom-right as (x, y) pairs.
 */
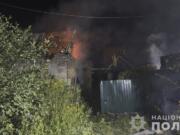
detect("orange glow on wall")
(44, 28), (87, 60)
(72, 41), (84, 60)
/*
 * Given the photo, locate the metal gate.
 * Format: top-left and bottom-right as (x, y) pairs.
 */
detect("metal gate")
(100, 80), (140, 113)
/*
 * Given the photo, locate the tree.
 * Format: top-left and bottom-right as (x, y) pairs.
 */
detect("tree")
(0, 15), (95, 135)
(0, 15), (48, 134)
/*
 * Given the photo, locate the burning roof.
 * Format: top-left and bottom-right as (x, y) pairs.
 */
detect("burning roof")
(40, 29), (85, 60)
(43, 30), (75, 56)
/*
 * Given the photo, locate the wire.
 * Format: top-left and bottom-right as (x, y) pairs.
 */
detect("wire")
(0, 2), (144, 19)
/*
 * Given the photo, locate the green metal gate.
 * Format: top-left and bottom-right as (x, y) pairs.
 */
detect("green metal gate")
(100, 80), (140, 113)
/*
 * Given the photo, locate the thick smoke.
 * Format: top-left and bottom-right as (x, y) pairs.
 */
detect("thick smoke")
(147, 32), (180, 69)
(147, 33), (167, 69)
(33, 0), (180, 69)
(149, 44), (163, 69)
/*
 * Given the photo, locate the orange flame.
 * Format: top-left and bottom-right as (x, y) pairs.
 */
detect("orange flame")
(44, 28), (86, 60)
(72, 41), (84, 60)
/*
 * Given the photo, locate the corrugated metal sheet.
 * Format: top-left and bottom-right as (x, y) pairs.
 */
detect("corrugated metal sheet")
(100, 80), (140, 113)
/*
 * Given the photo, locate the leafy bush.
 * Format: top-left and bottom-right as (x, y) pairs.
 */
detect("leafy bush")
(0, 15), (95, 135)
(0, 15), (48, 134)
(93, 114), (134, 135)
(40, 80), (95, 135)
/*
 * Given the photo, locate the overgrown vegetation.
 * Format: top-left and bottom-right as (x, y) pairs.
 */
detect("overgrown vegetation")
(38, 81), (95, 135)
(0, 15), (48, 134)
(0, 15), (137, 135)
(93, 114), (134, 135)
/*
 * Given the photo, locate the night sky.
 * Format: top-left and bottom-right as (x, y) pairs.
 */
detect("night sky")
(0, 0), (60, 27)
(1, 0), (180, 67)
(1, 0), (179, 30)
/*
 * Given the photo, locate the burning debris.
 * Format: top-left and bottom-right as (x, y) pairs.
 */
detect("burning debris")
(43, 29), (76, 57)
(43, 29), (87, 60)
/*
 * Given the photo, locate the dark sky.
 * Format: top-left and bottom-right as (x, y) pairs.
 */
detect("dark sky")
(0, 0), (179, 32)
(0, 0), (60, 26)
(0, 0), (177, 29)
(1, 0), (180, 66)
(0, 0), (179, 34)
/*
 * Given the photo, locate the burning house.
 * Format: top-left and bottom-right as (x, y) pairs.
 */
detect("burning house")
(35, 30), (80, 84)
(34, 29), (180, 116)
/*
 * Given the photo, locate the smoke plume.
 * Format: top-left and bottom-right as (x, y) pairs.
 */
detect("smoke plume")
(147, 33), (167, 69)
